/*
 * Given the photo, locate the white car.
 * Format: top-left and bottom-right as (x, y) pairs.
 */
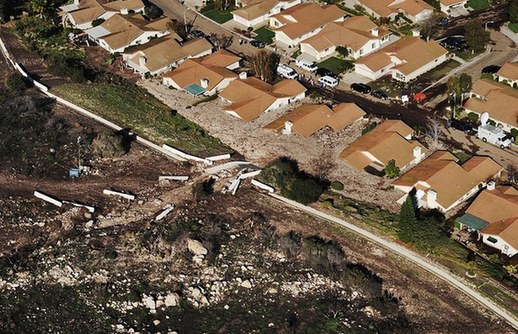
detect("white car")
(295, 59), (318, 72)
(277, 64), (298, 79)
(318, 75), (339, 88)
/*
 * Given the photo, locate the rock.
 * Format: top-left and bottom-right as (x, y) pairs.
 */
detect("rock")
(85, 220), (94, 228)
(156, 300), (164, 308)
(187, 239), (208, 256)
(84, 212), (93, 219)
(267, 288), (277, 294)
(224, 304), (229, 310)
(153, 320), (161, 326)
(143, 296), (156, 309)
(164, 293), (180, 307)
(241, 280), (252, 289)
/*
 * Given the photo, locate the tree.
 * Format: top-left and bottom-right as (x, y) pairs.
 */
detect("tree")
(464, 19), (490, 52)
(6, 73), (28, 94)
(213, 0), (232, 10)
(425, 117), (441, 148)
(210, 34), (233, 50)
(335, 46), (348, 58)
(249, 50), (280, 82)
(418, 11), (442, 40)
(506, 163), (517, 182)
(384, 159), (400, 178)
(510, 0), (518, 23)
(458, 73), (472, 101)
(166, 19), (190, 40)
(398, 196), (417, 243)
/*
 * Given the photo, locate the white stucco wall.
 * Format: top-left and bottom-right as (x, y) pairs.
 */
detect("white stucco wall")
(391, 53), (448, 82)
(480, 234), (518, 257)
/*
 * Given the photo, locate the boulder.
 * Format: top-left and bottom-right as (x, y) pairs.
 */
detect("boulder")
(187, 239), (208, 256)
(241, 280), (252, 289)
(164, 293), (180, 307)
(143, 296), (156, 309)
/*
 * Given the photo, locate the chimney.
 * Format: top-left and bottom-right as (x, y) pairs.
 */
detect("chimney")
(239, 72), (247, 80)
(371, 28), (379, 37)
(413, 146), (422, 161)
(139, 56), (147, 67)
(411, 29), (420, 37)
(200, 78), (209, 89)
(487, 181), (496, 191)
(120, 7), (129, 15)
(426, 189), (437, 208)
(74, 0), (80, 5)
(283, 120), (293, 135)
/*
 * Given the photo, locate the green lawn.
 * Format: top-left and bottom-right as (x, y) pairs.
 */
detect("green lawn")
(253, 27), (275, 44)
(422, 59), (461, 81)
(52, 83), (230, 156)
(453, 48), (483, 61)
(317, 57), (353, 75)
(201, 8), (233, 24)
(509, 22), (518, 33)
(466, 0), (490, 10)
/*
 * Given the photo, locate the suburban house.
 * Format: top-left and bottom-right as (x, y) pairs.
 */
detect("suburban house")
(269, 3), (347, 48)
(85, 13), (170, 53)
(299, 16), (392, 61)
(439, 0), (468, 15)
(496, 62), (518, 87)
(122, 34), (213, 76)
(464, 79), (518, 132)
(232, 0), (301, 28)
(340, 120), (427, 174)
(392, 151), (503, 213)
(61, 0), (145, 30)
(162, 50), (242, 95)
(263, 103), (366, 137)
(354, 37), (448, 82)
(219, 76), (306, 121)
(353, 0), (434, 23)
(456, 185), (518, 258)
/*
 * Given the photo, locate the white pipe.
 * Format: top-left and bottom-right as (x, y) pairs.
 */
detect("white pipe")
(34, 191), (62, 207)
(103, 189), (136, 200)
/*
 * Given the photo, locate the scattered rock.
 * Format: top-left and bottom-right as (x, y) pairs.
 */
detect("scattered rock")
(164, 293), (180, 307)
(143, 296), (156, 310)
(187, 239), (208, 256)
(241, 280), (252, 289)
(153, 320), (161, 326)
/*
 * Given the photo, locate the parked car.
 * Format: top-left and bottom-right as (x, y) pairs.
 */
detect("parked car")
(189, 29), (205, 38)
(295, 59), (318, 72)
(250, 40), (265, 48)
(351, 83), (372, 94)
(449, 118), (475, 134)
(277, 64), (298, 79)
(439, 37), (467, 51)
(318, 75), (339, 88)
(371, 90), (388, 100)
(315, 67), (336, 78)
(481, 65), (501, 74)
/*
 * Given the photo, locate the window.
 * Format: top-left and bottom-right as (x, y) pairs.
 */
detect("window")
(487, 236), (498, 244)
(359, 49), (363, 55)
(371, 42), (375, 48)
(503, 245), (509, 253)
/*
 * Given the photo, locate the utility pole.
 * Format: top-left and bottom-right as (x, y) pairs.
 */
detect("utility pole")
(77, 136), (82, 171)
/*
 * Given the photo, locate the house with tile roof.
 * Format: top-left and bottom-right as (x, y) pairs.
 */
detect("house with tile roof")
(161, 50), (241, 95)
(392, 151), (503, 213)
(264, 103), (366, 137)
(85, 13), (170, 53)
(231, 0), (301, 28)
(354, 37), (448, 82)
(354, 0), (434, 23)
(61, 0), (145, 30)
(122, 34), (213, 76)
(219, 76), (306, 121)
(463, 79), (518, 132)
(269, 3), (347, 48)
(497, 62), (518, 87)
(456, 185), (518, 257)
(340, 120), (427, 174)
(299, 16), (392, 61)
(439, 0), (468, 15)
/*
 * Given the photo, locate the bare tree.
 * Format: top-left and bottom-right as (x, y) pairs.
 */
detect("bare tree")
(211, 34), (233, 50)
(213, 0), (233, 10)
(425, 117), (442, 149)
(249, 50), (280, 82)
(506, 163), (517, 183)
(166, 19), (190, 40)
(418, 12), (442, 40)
(312, 151), (336, 180)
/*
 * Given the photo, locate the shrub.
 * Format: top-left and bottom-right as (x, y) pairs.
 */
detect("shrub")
(6, 73), (28, 94)
(285, 178), (325, 205)
(91, 131), (127, 158)
(362, 122), (377, 135)
(384, 159), (400, 178)
(145, 5), (163, 19)
(47, 55), (86, 83)
(467, 112), (479, 124)
(330, 181), (344, 191)
(510, 128), (518, 139)
(336, 46), (348, 58)
(322, 200), (333, 208)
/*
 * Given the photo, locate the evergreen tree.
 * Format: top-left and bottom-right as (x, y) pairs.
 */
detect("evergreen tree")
(384, 159), (400, 178)
(464, 19), (489, 52)
(398, 196), (417, 243)
(510, 0), (518, 23)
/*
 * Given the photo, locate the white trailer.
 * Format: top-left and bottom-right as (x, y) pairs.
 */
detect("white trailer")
(477, 112), (512, 149)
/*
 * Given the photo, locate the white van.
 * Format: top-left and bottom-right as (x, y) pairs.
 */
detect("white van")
(295, 59), (318, 72)
(277, 64), (298, 79)
(318, 75), (339, 88)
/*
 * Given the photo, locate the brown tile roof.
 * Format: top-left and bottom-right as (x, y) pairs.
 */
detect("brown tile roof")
(393, 151), (502, 210)
(357, 0), (432, 17)
(68, 0), (145, 25)
(356, 37), (448, 75)
(497, 62), (518, 81)
(466, 186), (518, 249)
(127, 35), (212, 72)
(464, 79), (518, 128)
(340, 120), (427, 170)
(162, 56), (237, 91)
(99, 14), (170, 51)
(219, 78), (306, 121)
(264, 103), (365, 137)
(271, 3), (345, 39)
(200, 49), (241, 68)
(300, 16), (390, 52)
(232, 0), (280, 20)
(440, 0), (466, 5)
